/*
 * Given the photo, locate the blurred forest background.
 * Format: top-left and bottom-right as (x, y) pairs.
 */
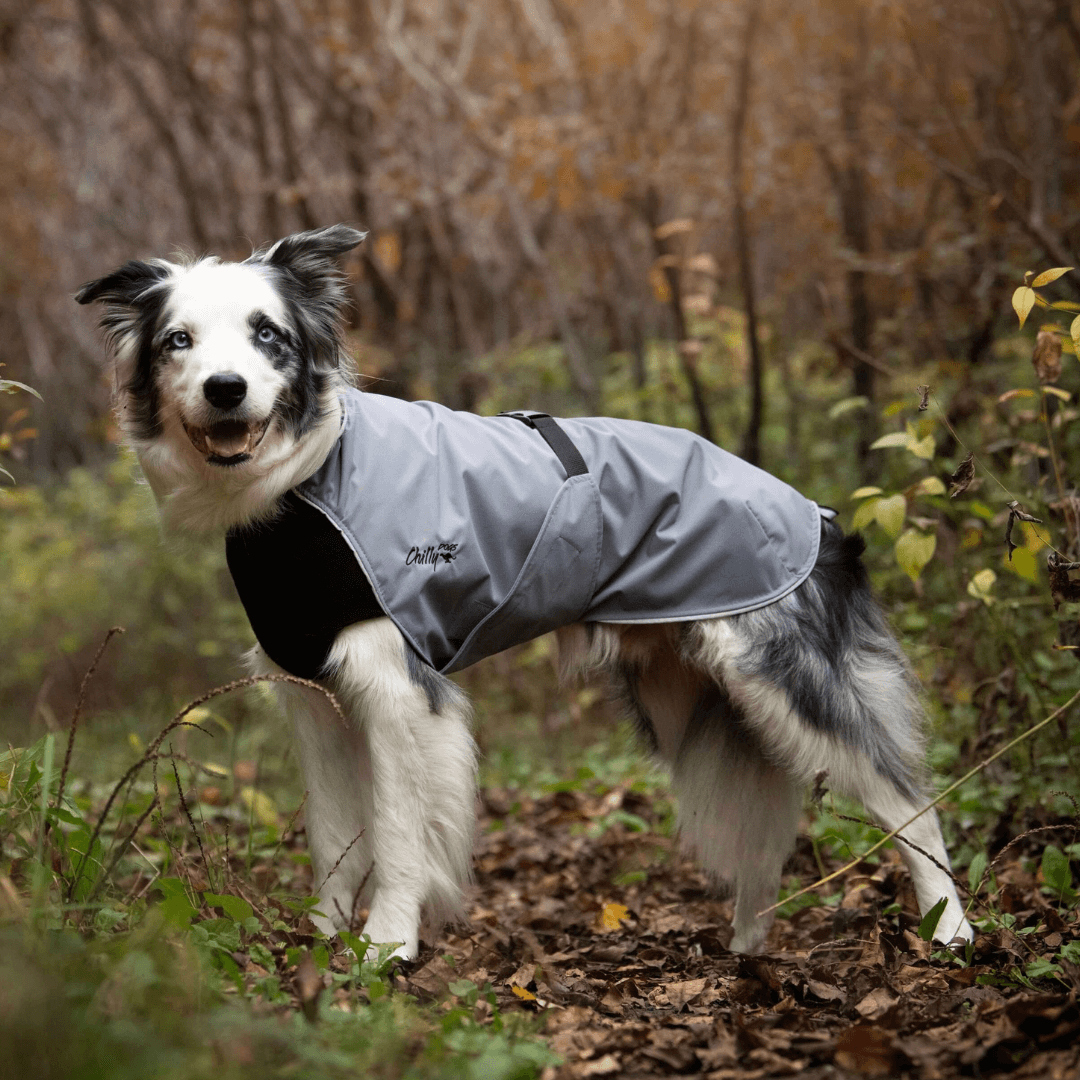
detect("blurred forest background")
(2, 0), (1080, 783)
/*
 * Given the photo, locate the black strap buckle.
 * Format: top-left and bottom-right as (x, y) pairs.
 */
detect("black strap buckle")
(499, 411), (589, 478)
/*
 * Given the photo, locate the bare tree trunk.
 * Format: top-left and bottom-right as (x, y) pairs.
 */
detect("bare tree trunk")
(732, 2), (763, 466)
(817, 15), (875, 477)
(77, 0), (211, 250)
(643, 187), (715, 444)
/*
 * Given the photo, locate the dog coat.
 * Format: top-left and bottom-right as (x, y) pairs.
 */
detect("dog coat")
(227, 389), (824, 678)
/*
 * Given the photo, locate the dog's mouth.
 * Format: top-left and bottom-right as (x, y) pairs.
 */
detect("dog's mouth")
(183, 416), (271, 466)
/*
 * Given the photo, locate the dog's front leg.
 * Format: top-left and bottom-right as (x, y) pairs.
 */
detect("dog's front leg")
(326, 619), (477, 961)
(249, 646), (376, 942)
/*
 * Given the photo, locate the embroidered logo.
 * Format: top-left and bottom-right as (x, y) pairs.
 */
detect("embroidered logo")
(406, 542), (459, 570)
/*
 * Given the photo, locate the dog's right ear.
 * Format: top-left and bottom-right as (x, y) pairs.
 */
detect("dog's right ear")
(75, 260), (173, 306)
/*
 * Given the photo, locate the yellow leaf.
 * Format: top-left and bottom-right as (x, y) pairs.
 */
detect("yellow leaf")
(851, 486), (883, 499)
(654, 218), (693, 240)
(998, 388), (1036, 403)
(851, 497), (880, 531)
(870, 432), (911, 451)
(908, 434), (936, 460)
(128, 732), (145, 755)
(598, 902), (631, 932)
(510, 985), (537, 1001)
(1030, 267), (1073, 288)
(967, 568), (997, 605)
(648, 265), (671, 304)
(1042, 385), (1072, 401)
(828, 396), (869, 420)
(1012, 286), (1036, 329)
(913, 476), (946, 497)
(875, 494), (907, 539)
(239, 786), (279, 828)
(1072, 314), (1080, 354)
(1007, 546), (1038, 584)
(895, 529), (936, 582)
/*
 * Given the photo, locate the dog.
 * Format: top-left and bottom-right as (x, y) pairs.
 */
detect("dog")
(76, 224), (974, 959)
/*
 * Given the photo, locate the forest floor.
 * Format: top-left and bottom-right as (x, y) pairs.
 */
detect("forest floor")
(400, 782), (1080, 1079)
(5, 730), (1080, 1079)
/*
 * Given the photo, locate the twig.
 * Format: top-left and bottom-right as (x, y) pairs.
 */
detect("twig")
(317, 829), (366, 893)
(52, 627), (124, 827)
(831, 811), (968, 897)
(68, 672), (341, 901)
(262, 791), (308, 895)
(87, 795), (159, 904)
(171, 754), (210, 880)
(931, 392), (1065, 559)
(759, 686), (1080, 917)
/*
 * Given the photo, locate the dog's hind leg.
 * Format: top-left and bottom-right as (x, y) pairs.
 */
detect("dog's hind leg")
(325, 619), (477, 960)
(691, 594), (973, 948)
(608, 626), (800, 955)
(671, 688), (802, 954)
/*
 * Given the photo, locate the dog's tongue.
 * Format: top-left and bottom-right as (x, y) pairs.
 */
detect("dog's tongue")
(204, 421), (251, 458)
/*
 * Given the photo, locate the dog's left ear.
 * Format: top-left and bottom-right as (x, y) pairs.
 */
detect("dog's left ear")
(255, 226), (367, 369)
(264, 225), (367, 268)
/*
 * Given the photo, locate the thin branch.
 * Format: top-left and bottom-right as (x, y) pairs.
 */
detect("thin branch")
(761, 685), (1080, 918)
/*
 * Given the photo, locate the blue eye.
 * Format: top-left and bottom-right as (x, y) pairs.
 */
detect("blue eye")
(257, 326), (277, 344)
(168, 330), (191, 349)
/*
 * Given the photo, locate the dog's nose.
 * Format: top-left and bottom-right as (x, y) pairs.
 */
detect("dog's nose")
(203, 373), (248, 410)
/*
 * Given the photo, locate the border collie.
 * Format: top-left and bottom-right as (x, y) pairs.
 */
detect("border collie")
(77, 225), (973, 959)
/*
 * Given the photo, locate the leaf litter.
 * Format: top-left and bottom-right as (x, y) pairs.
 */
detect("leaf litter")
(6, 698), (1080, 1079)
(389, 782), (1080, 1079)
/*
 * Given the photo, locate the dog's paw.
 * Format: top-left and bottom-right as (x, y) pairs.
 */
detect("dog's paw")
(361, 915), (418, 962)
(935, 912), (975, 950)
(728, 924), (769, 955)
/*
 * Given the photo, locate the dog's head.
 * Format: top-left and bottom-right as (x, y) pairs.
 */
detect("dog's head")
(76, 225), (365, 469)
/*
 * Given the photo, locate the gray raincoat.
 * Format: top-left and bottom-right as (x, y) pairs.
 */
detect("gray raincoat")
(227, 389), (824, 677)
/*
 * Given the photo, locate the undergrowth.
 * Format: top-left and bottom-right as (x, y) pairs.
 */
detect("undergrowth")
(3, 289), (1080, 1069)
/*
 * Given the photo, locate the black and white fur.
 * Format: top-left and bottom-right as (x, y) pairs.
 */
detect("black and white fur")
(77, 225), (973, 959)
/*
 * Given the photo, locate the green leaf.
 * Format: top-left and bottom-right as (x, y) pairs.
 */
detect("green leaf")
(875, 494), (907, 538)
(1030, 267), (1073, 288)
(913, 476), (946, 497)
(0, 379), (43, 401)
(895, 529), (936, 582)
(968, 850), (989, 894)
(1041, 845), (1072, 897)
(1025, 959), (1061, 981)
(851, 486), (883, 499)
(870, 432), (911, 450)
(918, 897), (949, 942)
(204, 892), (255, 923)
(967, 568), (997, 605)
(1013, 286), (1036, 328)
(154, 877), (191, 899)
(158, 893), (198, 927)
(851, 497), (880, 531)
(908, 433), (936, 460)
(828, 396), (869, 420)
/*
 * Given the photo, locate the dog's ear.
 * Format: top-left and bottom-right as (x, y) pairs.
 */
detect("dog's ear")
(75, 260), (174, 307)
(256, 226), (366, 370)
(264, 225), (367, 268)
